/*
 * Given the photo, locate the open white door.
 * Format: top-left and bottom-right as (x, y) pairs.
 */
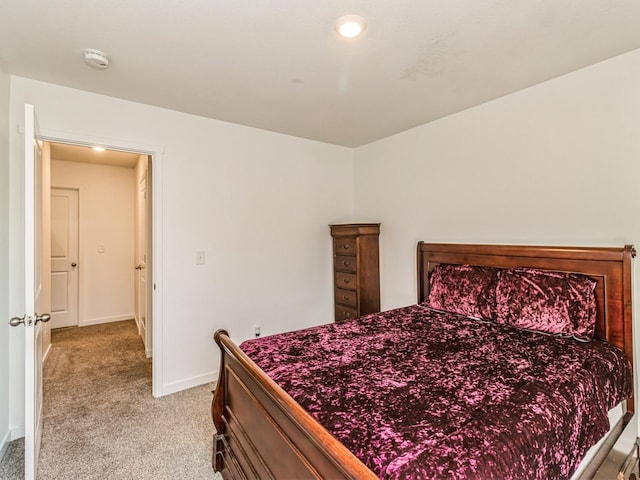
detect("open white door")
(135, 173), (148, 352)
(9, 104), (49, 480)
(135, 161), (152, 358)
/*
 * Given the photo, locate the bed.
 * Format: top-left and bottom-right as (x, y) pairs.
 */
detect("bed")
(211, 243), (635, 479)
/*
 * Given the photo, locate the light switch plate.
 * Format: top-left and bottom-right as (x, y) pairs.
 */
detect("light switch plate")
(196, 251), (205, 265)
(98, 243), (105, 253)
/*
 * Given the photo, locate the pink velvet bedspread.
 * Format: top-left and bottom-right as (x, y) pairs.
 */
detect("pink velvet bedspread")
(240, 305), (632, 480)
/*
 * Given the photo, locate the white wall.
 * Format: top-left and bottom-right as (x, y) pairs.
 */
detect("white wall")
(0, 65), (12, 459)
(51, 159), (136, 326)
(8, 76), (354, 434)
(353, 48), (640, 439)
(354, 48), (640, 310)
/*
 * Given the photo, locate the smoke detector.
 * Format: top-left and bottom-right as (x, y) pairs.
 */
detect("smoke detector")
(84, 49), (110, 69)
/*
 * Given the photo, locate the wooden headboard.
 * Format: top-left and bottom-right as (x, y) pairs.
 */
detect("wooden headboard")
(417, 242), (635, 412)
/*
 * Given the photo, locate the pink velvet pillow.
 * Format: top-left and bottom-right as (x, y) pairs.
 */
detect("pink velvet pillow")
(427, 264), (499, 319)
(495, 268), (597, 339)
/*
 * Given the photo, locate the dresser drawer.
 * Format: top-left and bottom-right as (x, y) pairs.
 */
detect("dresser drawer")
(335, 288), (357, 308)
(335, 305), (358, 322)
(335, 272), (357, 290)
(335, 255), (356, 273)
(333, 237), (357, 256)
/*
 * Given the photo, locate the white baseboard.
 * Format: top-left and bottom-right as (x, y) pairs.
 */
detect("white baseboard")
(161, 370), (218, 397)
(80, 314), (135, 327)
(0, 429), (10, 463)
(10, 425), (24, 441)
(145, 347), (152, 358)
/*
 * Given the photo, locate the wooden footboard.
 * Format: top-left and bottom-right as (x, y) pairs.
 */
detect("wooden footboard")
(211, 329), (377, 480)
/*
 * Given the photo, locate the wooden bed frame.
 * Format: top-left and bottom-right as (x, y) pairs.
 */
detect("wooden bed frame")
(212, 243), (635, 479)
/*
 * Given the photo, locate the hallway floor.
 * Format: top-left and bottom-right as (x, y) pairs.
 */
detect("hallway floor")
(1, 320), (217, 479)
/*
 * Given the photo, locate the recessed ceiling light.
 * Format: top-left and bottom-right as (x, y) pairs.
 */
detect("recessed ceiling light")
(335, 15), (367, 38)
(92, 146), (106, 152)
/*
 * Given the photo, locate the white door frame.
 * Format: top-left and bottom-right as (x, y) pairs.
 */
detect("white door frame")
(41, 129), (164, 398)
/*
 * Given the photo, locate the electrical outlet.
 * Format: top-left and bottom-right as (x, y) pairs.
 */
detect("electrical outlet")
(254, 326), (261, 337)
(98, 243), (105, 253)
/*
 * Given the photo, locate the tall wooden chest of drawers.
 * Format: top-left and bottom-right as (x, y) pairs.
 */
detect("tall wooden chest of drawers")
(329, 223), (380, 322)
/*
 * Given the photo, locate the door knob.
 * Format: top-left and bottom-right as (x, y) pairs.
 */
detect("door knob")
(135, 264), (143, 270)
(9, 313), (51, 327)
(71, 262), (77, 267)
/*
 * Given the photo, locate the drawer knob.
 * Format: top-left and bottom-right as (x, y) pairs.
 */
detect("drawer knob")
(343, 244), (350, 249)
(343, 295), (349, 300)
(343, 312), (351, 317)
(342, 261), (350, 267)
(343, 278), (349, 284)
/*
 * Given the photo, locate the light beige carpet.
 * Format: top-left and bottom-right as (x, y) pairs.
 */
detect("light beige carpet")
(2, 320), (219, 480)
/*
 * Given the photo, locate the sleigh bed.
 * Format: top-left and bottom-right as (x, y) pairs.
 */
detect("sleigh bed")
(212, 243), (635, 479)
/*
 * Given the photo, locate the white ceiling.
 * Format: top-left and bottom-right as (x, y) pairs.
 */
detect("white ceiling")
(2, 1), (640, 147)
(50, 143), (140, 168)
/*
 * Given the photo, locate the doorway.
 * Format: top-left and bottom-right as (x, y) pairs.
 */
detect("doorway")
(46, 141), (154, 360)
